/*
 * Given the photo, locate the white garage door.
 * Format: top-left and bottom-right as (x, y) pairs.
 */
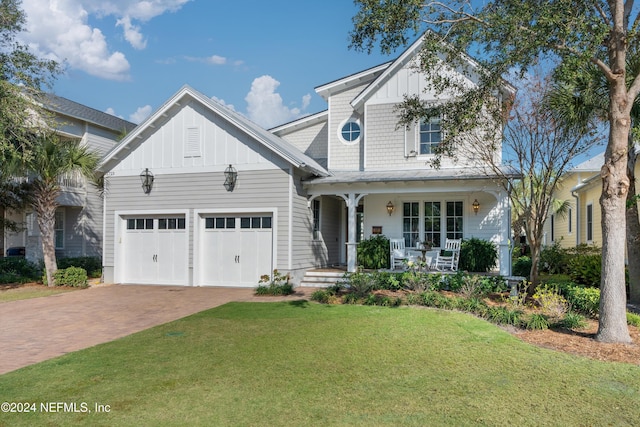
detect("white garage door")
(199, 214), (273, 287)
(122, 216), (188, 285)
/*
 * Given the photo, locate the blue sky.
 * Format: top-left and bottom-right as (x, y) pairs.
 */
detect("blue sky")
(19, 1), (395, 128)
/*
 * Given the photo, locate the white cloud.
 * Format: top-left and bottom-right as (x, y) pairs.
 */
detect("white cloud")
(105, 107), (124, 119)
(129, 105), (153, 124)
(185, 55), (228, 65)
(116, 16), (146, 50)
(207, 55), (227, 65)
(20, 0), (190, 80)
(211, 96), (235, 111)
(244, 76), (311, 128)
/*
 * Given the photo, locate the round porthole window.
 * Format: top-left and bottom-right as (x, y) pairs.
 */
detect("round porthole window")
(341, 121), (360, 142)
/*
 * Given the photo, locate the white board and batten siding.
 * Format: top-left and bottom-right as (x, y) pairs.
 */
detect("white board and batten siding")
(109, 99), (279, 176)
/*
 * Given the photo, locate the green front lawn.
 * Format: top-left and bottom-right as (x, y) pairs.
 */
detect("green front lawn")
(1, 302), (638, 426)
(0, 283), (78, 303)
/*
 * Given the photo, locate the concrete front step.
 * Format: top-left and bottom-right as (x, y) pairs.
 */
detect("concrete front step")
(299, 270), (346, 288)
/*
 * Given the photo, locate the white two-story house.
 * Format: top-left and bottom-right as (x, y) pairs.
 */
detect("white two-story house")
(99, 34), (514, 287)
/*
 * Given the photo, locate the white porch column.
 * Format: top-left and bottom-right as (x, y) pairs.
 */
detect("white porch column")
(339, 193), (366, 272)
(497, 189), (512, 276)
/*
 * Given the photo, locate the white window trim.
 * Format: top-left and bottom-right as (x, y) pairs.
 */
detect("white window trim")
(337, 117), (362, 145)
(55, 209), (65, 250)
(312, 199), (321, 241)
(400, 199), (466, 248)
(586, 203), (594, 243)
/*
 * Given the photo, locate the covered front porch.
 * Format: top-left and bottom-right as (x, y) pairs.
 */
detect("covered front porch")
(303, 169), (514, 276)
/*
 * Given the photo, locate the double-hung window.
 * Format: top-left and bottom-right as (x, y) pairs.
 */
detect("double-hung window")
(54, 210), (64, 249)
(419, 116), (441, 155)
(586, 204), (593, 242)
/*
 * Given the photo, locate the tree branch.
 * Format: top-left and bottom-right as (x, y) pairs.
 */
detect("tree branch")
(423, 2), (487, 26)
(595, 1), (612, 26)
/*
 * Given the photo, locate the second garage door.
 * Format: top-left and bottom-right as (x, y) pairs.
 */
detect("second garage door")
(198, 214), (273, 287)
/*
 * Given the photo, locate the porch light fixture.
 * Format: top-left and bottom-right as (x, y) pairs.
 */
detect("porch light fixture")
(140, 168), (154, 194)
(472, 199), (480, 215)
(224, 164), (237, 191)
(386, 201), (395, 216)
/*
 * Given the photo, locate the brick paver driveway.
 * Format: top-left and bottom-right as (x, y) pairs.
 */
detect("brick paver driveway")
(0, 284), (315, 374)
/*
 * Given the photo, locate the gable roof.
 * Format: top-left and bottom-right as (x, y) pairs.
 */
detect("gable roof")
(99, 85), (329, 176)
(40, 93), (136, 134)
(269, 110), (328, 135)
(315, 62), (391, 101)
(349, 32), (516, 112)
(571, 152), (604, 172)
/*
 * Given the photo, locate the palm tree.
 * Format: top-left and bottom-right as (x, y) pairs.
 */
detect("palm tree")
(547, 60), (640, 304)
(23, 133), (99, 286)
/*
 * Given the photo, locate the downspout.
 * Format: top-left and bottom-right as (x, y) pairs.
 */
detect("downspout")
(288, 165), (294, 272)
(507, 183), (513, 276)
(571, 190), (580, 246)
(102, 174), (107, 282)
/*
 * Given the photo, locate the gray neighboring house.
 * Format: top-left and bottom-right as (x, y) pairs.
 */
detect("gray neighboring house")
(99, 34), (515, 287)
(0, 93), (136, 262)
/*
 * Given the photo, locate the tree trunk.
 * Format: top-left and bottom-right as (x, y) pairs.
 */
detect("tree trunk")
(626, 151), (640, 304)
(528, 243), (540, 293)
(597, 80), (632, 343)
(33, 183), (59, 287)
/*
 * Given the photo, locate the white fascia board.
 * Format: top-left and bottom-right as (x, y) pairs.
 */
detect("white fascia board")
(270, 110), (328, 135)
(98, 85), (193, 172)
(315, 62), (391, 101)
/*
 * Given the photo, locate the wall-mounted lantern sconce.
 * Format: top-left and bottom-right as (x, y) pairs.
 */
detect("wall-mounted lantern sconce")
(472, 199), (480, 215)
(386, 201), (395, 216)
(224, 164), (237, 192)
(140, 168), (154, 194)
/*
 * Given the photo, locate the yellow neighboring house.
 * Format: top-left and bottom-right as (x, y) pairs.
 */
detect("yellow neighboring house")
(546, 149), (640, 249)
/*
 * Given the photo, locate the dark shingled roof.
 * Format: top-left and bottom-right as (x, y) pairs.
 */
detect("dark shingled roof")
(41, 93), (136, 134)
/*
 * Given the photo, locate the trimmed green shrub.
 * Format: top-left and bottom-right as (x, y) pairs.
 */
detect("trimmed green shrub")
(568, 254), (601, 287)
(363, 293), (402, 307)
(539, 242), (569, 274)
(54, 267), (88, 288)
(486, 306), (523, 326)
(556, 283), (600, 317)
(560, 312), (588, 330)
(459, 238), (497, 272)
(341, 271), (376, 297)
(311, 290), (330, 303)
(373, 271), (403, 291)
(457, 296), (488, 315)
(0, 257), (41, 283)
(512, 256), (532, 278)
(532, 285), (568, 318)
(401, 271), (430, 292)
(58, 257), (102, 278)
(524, 313), (550, 330)
(627, 312), (640, 327)
(357, 235), (390, 269)
(255, 270), (294, 296)
(440, 271), (466, 292)
(342, 293), (360, 304)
